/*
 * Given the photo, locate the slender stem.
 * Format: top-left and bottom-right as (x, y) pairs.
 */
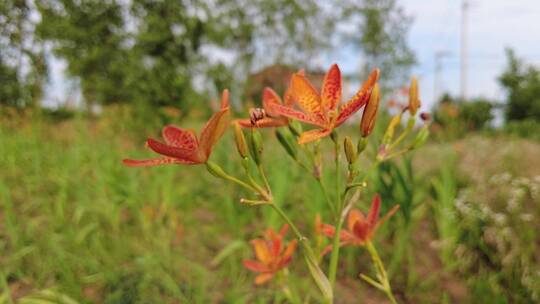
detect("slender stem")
(258, 164), (271, 194)
(328, 138), (343, 288)
(366, 241), (398, 304)
(316, 178), (336, 219)
(269, 203), (303, 240)
(388, 117), (415, 151)
(222, 173), (262, 194)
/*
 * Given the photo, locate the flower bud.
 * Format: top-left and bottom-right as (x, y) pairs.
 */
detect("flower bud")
(343, 136), (357, 164)
(383, 113), (402, 144)
(288, 120), (302, 137)
(411, 126), (429, 149)
(275, 129), (297, 160)
(420, 112), (431, 122)
(233, 122), (248, 158)
(357, 137), (368, 154)
(360, 83), (380, 137)
(206, 161), (228, 179)
(408, 77), (420, 115)
(248, 129), (264, 165)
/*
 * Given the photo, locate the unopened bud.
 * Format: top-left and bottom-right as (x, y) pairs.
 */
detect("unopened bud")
(360, 83), (380, 137)
(383, 113), (402, 144)
(248, 129), (264, 165)
(408, 77), (420, 115)
(206, 161), (228, 179)
(343, 136), (357, 164)
(233, 122), (248, 158)
(411, 126), (429, 149)
(275, 129), (297, 160)
(357, 137), (368, 154)
(288, 120), (303, 137)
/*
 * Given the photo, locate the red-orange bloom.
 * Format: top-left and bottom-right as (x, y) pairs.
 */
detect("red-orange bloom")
(243, 224), (298, 285)
(122, 90), (231, 167)
(267, 64), (379, 143)
(319, 195), (399, 254)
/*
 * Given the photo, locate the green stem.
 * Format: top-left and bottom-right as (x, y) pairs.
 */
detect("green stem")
(366, 241), (398, 304)
(269, 203), (303, 240)
(388, 117), (415, 151)
(328, 138), (342, 288)
(257, 164), (271, 194)
(316, 178), (336, 219)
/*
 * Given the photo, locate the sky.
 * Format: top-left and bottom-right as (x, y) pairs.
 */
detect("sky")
(44, 0), (540, 110)
(325, 0), (540, 111)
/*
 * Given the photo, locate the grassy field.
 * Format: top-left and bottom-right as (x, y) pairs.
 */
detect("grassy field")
(1, 113), (539, 303)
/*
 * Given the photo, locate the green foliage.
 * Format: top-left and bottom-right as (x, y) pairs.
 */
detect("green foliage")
(458, 98), (494, 130)
(499, 48), (540, 122)
(504, 119), (540, 141)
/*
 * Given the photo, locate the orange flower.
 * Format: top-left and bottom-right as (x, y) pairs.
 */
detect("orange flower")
(122, 90), (230, 167)
(267, 64), (379, 144)
(237, 71), (306, 128)
(243, 224), (298, 285)
(319, 195), (399, 253)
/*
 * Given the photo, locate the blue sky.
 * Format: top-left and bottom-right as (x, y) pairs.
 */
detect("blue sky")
(45, 0), (540, 110)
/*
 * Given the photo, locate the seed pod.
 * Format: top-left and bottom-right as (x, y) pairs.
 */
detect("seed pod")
(343, 136), (357, 164)
(357, 137), (368, 154)
(275, 129), (297, 160)
(411, 126), (429, 149)
(408, 77), (420, 115)
(233, 122), (248, 158)
(383, 113), (402, 144)
(248, 129), (264, 165)
(360, 83), (380, 137)
(206, 161), (228, 179)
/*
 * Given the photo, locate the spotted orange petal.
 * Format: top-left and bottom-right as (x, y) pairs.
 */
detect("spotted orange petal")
(162, 126), (198, 150)
(352, 220), (370, 243)
(298, 128), (332, 144)
(255, 273), (274, 285)
(262, 87), (283, 116)
(267, 103), (325, 127)
(199, 95), (231, 158)
(251, 239), (272, 265)
(146, 138), (200, 162)
(122, 157), (197, 167)
(289, 73), (323, 116)
(336, 69), (379, 126)
(320, 223), (357, 243)
(321, 64), (342, 110)
(243, 259), (269, 273)
(347, 209), (366, 232)
(279, 239), (297, 268)
(373, 205), (400, 232)
(367, 195), (381, 228)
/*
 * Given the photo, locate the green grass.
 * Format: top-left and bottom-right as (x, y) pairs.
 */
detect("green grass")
(1, 116), (539, 303)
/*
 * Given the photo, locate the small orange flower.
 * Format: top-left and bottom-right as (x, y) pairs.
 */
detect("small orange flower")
(268, 64), (379, 144)
(319, 195), (399, 254)
(243, 224), (298, 285)
(123, 90), (230, 167)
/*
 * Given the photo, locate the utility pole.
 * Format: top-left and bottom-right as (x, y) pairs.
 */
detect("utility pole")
(460, 0), (469, 101)
(434, 50), (450, 104)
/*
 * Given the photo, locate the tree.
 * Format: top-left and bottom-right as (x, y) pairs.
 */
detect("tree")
(0, 0), (46, 108)
(499, 48), (540, 122)
(338, 0), (416, 87)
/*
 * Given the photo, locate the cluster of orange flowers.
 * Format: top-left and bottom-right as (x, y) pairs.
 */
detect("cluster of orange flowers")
(123, 64), (421, 286)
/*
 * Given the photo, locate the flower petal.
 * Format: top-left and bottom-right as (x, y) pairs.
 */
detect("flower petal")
(352, 220), (371, 243)
(289, 73), (323, 116)
(321, 64), (342, 110)
(347, 209), (366, 232)
(262, 87), (283, 116)
(373, 204), (400, 232)
(251, 239), (272, 265)
(237, 117), (288, 128)
(298, 128), (332, 144)
(278, 224), (289, 237)
(220, 89), (230, 108)
(266, 103), (325, 127)
(336, 69), (379, 126)
(243, 259), (269, 273)
(367, 194), (381, 228)
(282, 239), (297, 262)
(199, 106), (230, 159)
(122, 157), (196, 167)
(255, 273), (274, 285)
(146, 138), (200, 162)
(162, 126), (198, 150)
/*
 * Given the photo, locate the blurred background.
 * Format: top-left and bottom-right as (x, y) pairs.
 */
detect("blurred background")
(1, 0), (539, 303)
